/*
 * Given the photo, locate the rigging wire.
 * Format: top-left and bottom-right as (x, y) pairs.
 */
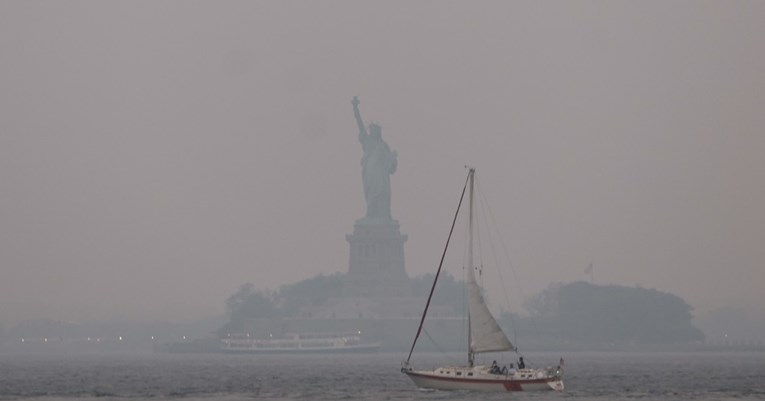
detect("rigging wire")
(405, 171), (470, 365)
(474, 174), (529, 352)
(475, 194), (485, 285)
(460, 247), (468, 354)
(422, 328), (461, 365)
(474, 175), (555, 368)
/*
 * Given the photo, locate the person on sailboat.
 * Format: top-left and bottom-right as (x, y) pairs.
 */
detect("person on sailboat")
(490, 360), (499, 374)
(518, 357), (526, 369)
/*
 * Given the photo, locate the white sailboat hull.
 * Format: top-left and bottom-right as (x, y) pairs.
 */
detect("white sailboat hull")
(403, 366), (564, 392)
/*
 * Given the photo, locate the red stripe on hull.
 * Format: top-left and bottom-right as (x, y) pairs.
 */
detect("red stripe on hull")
(503, 381), (523, 391)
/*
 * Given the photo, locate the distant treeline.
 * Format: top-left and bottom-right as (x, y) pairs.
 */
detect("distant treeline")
(220, 275), (704, 345)
(502, 281), (705, 346)
(217, 272), (464, 335)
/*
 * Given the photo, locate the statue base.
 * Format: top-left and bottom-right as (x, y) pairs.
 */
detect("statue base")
(344, 217), (410, 298)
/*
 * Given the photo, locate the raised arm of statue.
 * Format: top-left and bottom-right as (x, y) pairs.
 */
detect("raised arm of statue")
(352, 96), (368, 140)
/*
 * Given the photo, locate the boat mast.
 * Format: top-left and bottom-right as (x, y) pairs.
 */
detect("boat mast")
(467, 167), (475, 367)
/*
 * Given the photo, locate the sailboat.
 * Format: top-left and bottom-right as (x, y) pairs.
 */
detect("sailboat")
(401, 168), (564, 392)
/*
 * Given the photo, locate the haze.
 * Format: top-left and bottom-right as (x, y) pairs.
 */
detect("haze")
(1, 1), (763, 326)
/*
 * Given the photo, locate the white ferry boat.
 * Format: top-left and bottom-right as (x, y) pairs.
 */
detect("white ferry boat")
(221, 331), (381, 354)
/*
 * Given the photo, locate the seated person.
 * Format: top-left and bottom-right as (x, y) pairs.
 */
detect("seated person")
(490, 360), (499, 374)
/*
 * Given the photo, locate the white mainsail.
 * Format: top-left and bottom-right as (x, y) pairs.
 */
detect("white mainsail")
(466, 169), (514, 354)
(466, 265), (514, 353)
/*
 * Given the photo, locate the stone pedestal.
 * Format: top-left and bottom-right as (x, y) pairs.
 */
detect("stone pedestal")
(344, 217), (411, 297)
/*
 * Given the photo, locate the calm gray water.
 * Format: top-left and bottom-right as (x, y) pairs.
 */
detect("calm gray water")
(0, 351), (763, 400)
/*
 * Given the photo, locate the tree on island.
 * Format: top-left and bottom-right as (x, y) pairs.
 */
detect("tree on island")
(279, 273), (344, 311)
(218, 271), (467, 335)
(218, 283), (280, 335)
(410, 271), (465, 314)
(503, 281), (704, 345)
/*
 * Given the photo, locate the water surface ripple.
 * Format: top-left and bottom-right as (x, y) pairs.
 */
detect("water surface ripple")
(0, 351), (763, 400)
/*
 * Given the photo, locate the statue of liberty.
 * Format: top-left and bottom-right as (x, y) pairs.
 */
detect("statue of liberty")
(352, 96), (397, 220)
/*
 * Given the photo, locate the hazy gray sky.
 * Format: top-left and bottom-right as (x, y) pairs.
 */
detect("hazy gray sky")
(1, 1), (763, 324)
